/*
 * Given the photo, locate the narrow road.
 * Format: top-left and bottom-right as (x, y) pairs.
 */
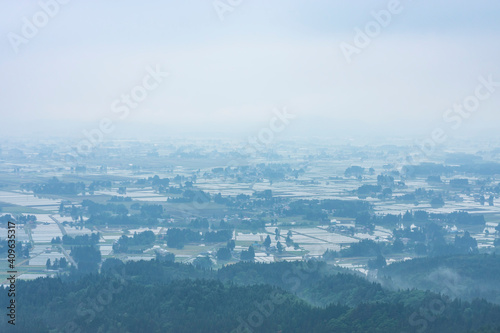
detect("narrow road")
(49, 214), (67, 236)
(58, 244), (77, 268)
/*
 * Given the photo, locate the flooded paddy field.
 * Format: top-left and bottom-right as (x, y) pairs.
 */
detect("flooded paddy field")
(1, 141), (500, 282)
(0, 190), (61, 212)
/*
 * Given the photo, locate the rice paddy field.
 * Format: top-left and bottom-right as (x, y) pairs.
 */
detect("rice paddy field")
(1, 139), (500, 281)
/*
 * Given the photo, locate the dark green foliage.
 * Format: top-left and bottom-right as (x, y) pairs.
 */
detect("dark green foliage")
(113, 230), (155, 253)
(4, 260), (500, 332)
(367, 254), (387, 269)
(25, 177), (86, 195)
(431, 196), (445, 207)
(61, 233), (100, 245)
(193, 256), (213, 270)
(380, 254), (500, 304)
(189, 217), (209, 229)
(341, 239), (381, 257)
(263, 235), (271, 248)
(240, 246), (255, 261)
(454, 231), (478, 254)
(227, 239), (235, 251)
(204, 230), (232, 243)
(345, 166), (364, 177)
(166, 228), (202, 249)
(284, 199), (372, 220)
(216, 247), (231, 260)
(357, 184), (382, 196)
(140, 204), (163, 218)
(71, 245), (102, 273)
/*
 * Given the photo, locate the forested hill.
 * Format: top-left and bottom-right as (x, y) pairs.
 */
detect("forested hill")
(2, 259), (500, 332)
(378, 254), (500, 304)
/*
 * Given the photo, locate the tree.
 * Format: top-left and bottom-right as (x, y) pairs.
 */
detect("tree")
(368, 254), (386, 269)
(240, 246), (255, 261)
(59, 257), (68, 269)
(46, 259), (51, 270)
(248, 246), (255, 258)
(454, 231), (478, 254)
(227, 240), (235, 251)
(277, 241), (284, 253)
(275, 228), (280, 241)
(217, 247), (231, 261)
(51, 236), (62, 244)
(430, 197), (445, 208)
(71, 245), (102, 273)
(157, 251), (175, 263)
(193, 256), (212, 270)
(263, 235), (271, 248)
(392, 239), (404, 252)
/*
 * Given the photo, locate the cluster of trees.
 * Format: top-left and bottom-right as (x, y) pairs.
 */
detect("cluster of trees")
(51, 233), (100, 245)
(216, 247), (231, 260)
(284, 199), (372, 222)
(0, 214), (36, 226)
(403, 162), (500, 177)
(87, 180), (112, 194)
(113, 230), (156, 253)
(325, 221), (481, 260)
(363, 210), (485, 228)
(344, 165), (365, 178)
(0, 214), (14, 227)
(166, 228), (232, 249)
(377, 174), (395, 186)
(45, 257), (68, 270)
(108, 196), (132, 202)
(168, 189), (210, 204)
(323, 239), (384, 260)
(6, 259), (500, 332)
(16, 214), (37, 223)
(0, 240), (30, 257)
(70, 245), (101, 273)
(189, 217), (209, 229)
(380, 254), (500, 304)
(204, 230), (232, 243)
(240, 246), (255, 261)
(82, 199), (162, 226)
(81, 199), (128, 215)
(166, 228), (201, 248)
(23, 177), (86, 195)
(140, 204), (163, 219)
(155, 250), (175, 262)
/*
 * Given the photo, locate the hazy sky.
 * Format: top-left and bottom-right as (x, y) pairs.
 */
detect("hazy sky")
(1, 0), (500, 141)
